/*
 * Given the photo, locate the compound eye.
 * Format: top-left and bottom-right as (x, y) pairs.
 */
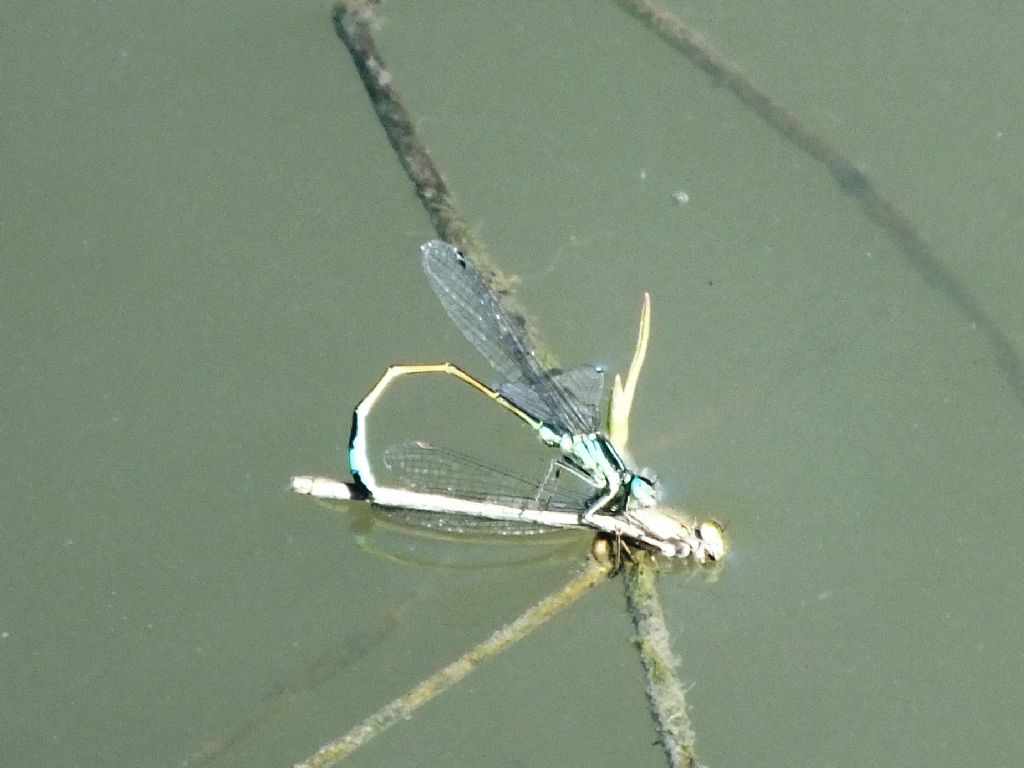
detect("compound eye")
(697, 521), (726, 561)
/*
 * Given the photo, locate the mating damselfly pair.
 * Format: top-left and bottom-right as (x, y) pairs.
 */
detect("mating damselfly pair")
(292, 240), (724, 563)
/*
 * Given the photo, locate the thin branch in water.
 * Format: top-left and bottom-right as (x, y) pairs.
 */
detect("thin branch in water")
(624, 552), (700, 768)
(333, 0), (560, 369)
(615, 0), (1024, 407)
(333, 0), (477, 254)
(185, 604), (407, 766)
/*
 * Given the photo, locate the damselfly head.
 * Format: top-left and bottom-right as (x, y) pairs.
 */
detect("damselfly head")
(695, 520), (726, 562)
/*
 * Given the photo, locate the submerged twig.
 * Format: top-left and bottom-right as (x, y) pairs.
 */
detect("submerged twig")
(294, 557), (611, 768)
(624, 553), (699, 768)
(333, 0), (558, 368)
(616, 0), (1024, 407)
(332, 0), (479, 257)
(186, 605), (407, 766)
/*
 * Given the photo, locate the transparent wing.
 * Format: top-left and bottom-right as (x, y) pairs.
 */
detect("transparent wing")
(378, 441), (595, 537)
(420, 240), (602, 434)
(372, 508), (558, 537)
(382, 441), (593, 512)
(499, 365), (606, 433)
(554, 365), (607, 420)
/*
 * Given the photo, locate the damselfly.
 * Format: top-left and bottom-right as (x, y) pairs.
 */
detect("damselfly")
(293, 240), (723, 563)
